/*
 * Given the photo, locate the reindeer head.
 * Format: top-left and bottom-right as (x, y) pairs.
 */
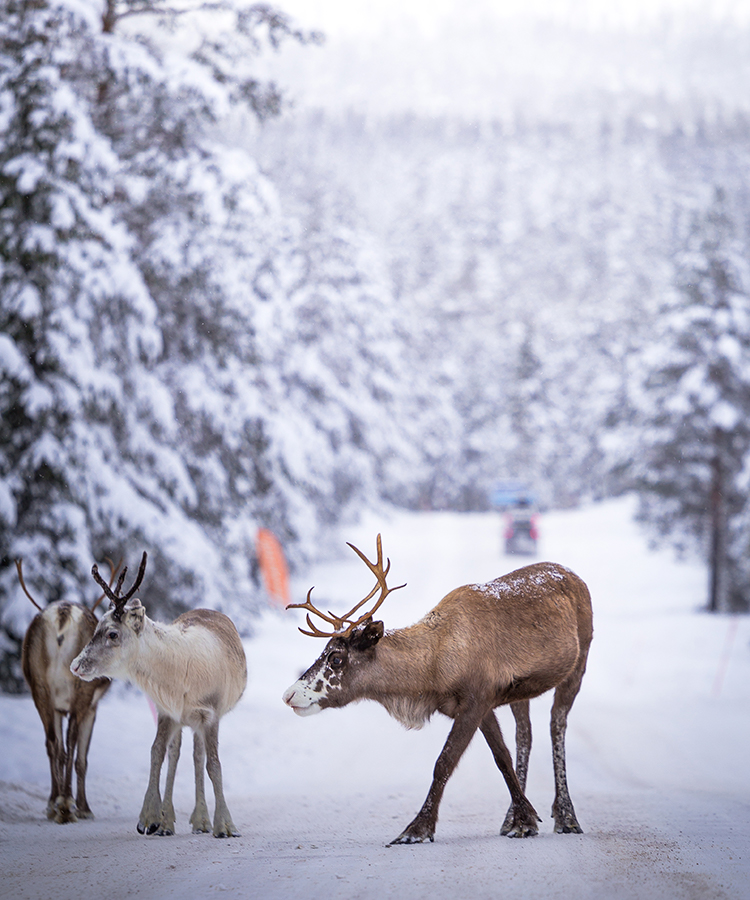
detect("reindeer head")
(282, 535), (404, 716)
(70, 552), (148, 682)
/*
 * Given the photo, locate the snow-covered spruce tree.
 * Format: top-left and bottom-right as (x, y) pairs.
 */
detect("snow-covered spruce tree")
(1, 0), (414, 690)
(90, 1), (411, 569)
(257, 191), (422, 536)
(0, 0), (418, 688)
(0, 0), (169, 688)
(626, 188), (750, 612)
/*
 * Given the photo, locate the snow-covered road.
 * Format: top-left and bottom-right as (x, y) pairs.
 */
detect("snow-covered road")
(2, 498), (749, 899)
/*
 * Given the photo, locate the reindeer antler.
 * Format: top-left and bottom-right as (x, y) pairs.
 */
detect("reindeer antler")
(286, 534), (405, 638)
(17, 556), (127, 613)
(92, 551), (148, 621)
(285, 587), (350, 638)
(91, 556), (124, 612)
(15, 559), (43, 611)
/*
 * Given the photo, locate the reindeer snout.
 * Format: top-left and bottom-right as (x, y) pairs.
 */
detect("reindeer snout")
(282, 681), (323, 716)
(70, 655), (92, 680)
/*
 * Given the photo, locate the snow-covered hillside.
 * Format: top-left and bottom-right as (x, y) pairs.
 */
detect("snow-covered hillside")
(1, 498), (748, 899)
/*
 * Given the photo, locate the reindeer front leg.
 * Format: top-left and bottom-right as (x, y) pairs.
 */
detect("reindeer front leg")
(138, 714), (178, 835)
(390, 702), (485, 845)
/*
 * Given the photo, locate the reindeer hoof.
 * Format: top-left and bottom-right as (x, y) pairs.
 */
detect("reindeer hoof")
(552, 804), (583, 834)
(554, 817), (583, 834)
(54, 813), (78, 824)
(389, 825), (435, 845)
(138, 821), (161, 835)
(53, 798), (78, 824)
(501, 804), (541, 838)
(502, 813), (540, 838)
(190, 811), (212, 834)
(212, 810), (240, 837)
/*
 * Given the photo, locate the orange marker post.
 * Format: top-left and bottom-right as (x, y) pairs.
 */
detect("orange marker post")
(256, 528), (290, 608)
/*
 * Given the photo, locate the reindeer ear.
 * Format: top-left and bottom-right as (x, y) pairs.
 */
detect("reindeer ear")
(124, 598), (145, 634)
(351, 619), (384, 651)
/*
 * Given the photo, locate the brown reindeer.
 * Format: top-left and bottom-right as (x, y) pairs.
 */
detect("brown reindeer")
(71, 552), (248, 838)
(19, 558), (118, 823)
(283, 534), (593, 844)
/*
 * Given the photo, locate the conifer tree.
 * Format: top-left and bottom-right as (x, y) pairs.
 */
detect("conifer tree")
(0, 0), (171, 684)
(628, 188), (750, 611)
(1, 0), (419, 693)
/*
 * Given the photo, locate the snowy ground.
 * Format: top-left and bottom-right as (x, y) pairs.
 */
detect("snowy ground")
(1, 497), (749, 900)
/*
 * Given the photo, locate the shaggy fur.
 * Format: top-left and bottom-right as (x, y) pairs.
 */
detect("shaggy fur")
(22, 602), (110, 823)
(72, 597), (247, 838)
(284, 559), (593, 844)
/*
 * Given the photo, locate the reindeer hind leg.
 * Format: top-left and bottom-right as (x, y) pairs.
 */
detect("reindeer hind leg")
(499, 700), (533, 835)
(55, 712), (79, 824)
(73, 706), (97, 818)
(48, 714), (69, 821)
(38, 700), (60, 819)
(481, 708), (540, 838)
(189, 730), (211, 834)
(550, 661), (586, 834)
(203, 718), (240, 838)
(154, 725), (181, 835)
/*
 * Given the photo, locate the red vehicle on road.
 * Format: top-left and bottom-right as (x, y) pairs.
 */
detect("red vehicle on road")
(504, 502), (539, 556)
(490, 481), (539, 556)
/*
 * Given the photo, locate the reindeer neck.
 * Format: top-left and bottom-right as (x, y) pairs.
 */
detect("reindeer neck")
(362, 626), (441, 729)
(141, 615), (176, 643)
(128, 617), (187, 695)
(368, 625), (434, 692)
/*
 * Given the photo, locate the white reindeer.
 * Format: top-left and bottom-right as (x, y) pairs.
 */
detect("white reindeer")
(71, 553), (247, 838)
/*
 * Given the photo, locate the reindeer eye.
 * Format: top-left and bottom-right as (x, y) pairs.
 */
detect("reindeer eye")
(328, 653), (345, 668)
(107, 630), (119, 642)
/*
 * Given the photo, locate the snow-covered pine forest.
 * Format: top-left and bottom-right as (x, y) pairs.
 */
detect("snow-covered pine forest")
(2, 0), (750, 688)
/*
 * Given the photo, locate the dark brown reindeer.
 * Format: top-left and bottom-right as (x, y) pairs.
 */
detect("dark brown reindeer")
(19, 557), (120, 823)
(283, 534), (593, 845)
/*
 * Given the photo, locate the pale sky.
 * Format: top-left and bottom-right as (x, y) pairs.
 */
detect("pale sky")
(279, 0), (750, 38)
(261, 0), (750, 119)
